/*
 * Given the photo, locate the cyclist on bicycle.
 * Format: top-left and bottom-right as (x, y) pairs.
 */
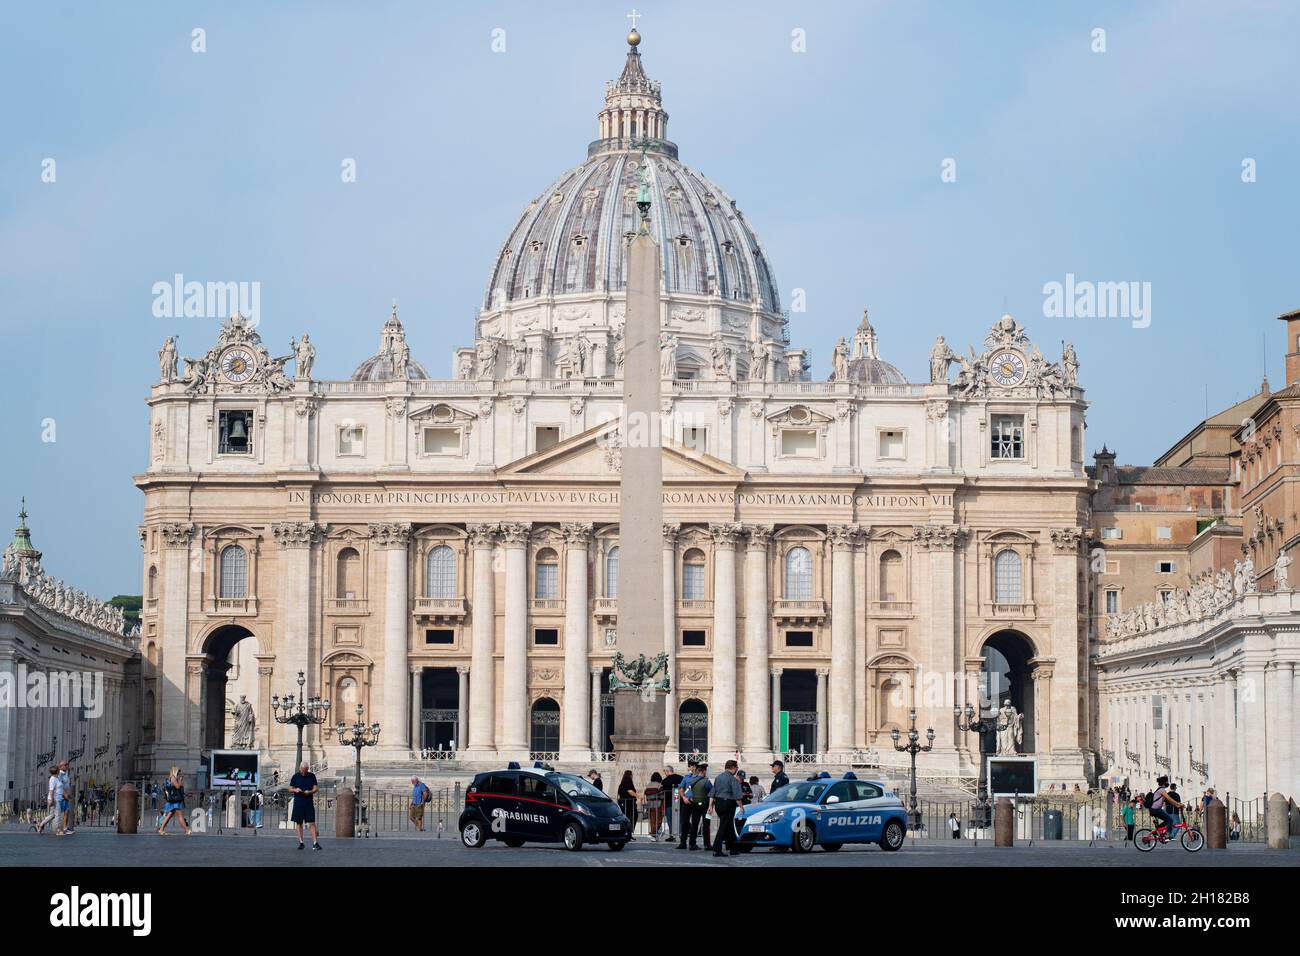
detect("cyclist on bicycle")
(1148, 775), (1184, 840)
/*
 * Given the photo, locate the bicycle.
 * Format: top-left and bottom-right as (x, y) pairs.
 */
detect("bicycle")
(1134, 816), (1203, 852)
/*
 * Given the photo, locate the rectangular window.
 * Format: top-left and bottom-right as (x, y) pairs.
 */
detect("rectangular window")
(683, 426), (707, 453)
(425, 629), (454, 645)
(535, 426), (560, 452)
(681, 629), (706, 647)
(533, 628), (559, 646)
(682, 563), (706, 600)
(1156, 527), (1172, 540)
(1156, 561), (1176, 574)
(780, 428), (818, 458)
(1101, 527), (1122, 540)
(990, 415), (1025, 459)
(535, 564), (559, 599)
(422, 427), (460, 455)
(1104, 560), (1120, 575)
(338, 424), (364, 456)
(785, 630), (814, 648)
(1105, 591), (1118, 614)
(218, 410), (253, 455)
(878, 430), (904, 459)
(1152, 695), (1163, 731)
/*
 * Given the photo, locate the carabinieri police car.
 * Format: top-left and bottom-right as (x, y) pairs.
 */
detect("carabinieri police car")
(735, 772), (909, 852)
(459, 762), (632, 851)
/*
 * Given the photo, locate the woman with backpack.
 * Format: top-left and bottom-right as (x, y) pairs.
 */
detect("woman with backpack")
(157, 767), (193, 836)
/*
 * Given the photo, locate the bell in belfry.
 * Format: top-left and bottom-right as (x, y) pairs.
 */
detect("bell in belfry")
(228, 416), (247, 440)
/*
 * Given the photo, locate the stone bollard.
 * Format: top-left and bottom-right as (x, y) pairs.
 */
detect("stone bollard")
(994, 797), (1014, 847)
(116, 784), (139, 834)
(1205, 797), (1227, 849)
(1267, 792), (1289, 849)
(336, 787), (356, 838)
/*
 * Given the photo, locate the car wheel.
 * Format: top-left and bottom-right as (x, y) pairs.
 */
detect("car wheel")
(563, 822), (584, 851)
(821, 842), (843, 852)
(607, 840), (627, 851)
(503, 837), (525, 848)
(461, 821), (487, 848)
(880, 820), (905, 852)
(792, 824), (816, 853)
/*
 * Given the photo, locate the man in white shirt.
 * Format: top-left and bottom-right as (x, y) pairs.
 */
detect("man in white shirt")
(37, 767), (65, 835)
(57, 760), (75, 835)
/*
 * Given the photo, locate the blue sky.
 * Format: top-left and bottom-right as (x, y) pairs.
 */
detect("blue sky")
(2, 0), (1297, 598)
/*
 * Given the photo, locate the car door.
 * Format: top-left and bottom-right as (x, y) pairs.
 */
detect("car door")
(849, 781), (889, 841)
(819, 781), (857, 841)
(480, 772), (520, 838)
(515, 774), (559, 840)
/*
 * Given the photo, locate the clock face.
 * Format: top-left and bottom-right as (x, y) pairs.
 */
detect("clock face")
(989, 349), (1027, 387)
(220, 346), (257, 383)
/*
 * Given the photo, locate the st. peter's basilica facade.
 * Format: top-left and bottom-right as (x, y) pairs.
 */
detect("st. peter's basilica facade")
(136, 31), (1092, 787)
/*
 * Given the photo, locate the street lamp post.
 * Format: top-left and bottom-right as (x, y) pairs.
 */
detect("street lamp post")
(891, 708), (934, 831)
(954, 702), (1011, 803)
(333, 704), (380, 832)
(272, 670), (331, 769)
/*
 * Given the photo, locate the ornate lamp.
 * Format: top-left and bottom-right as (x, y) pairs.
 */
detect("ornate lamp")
(892, 708), (934, 830)
(272, 670), (330, 769)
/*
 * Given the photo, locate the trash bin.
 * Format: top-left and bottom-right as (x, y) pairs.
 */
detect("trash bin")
(1043, 809), (1064, 840)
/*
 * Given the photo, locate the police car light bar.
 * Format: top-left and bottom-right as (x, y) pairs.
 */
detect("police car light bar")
(507, 761), (521, 770)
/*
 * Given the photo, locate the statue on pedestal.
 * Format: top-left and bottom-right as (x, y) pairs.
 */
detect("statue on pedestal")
(291, 334), (316, 380)
(1276, 550), (1292, 591)
(159, 336), (178, 384)
(231, 695), (256, 750)
(995, 699), (1023, 755)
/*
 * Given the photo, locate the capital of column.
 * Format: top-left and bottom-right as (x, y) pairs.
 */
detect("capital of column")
(590, 665), (604, 677)
(745, 525), (774, 550)
(912, 523), (966, 551)
(708, 522), (743, 550)
(828, 524), (864, 552)
(467, 523), (500, 549)
(457, 665), (472, 675)
(560, 522), (593, 547)
(273, 521), (323, 549)
(1049, 527), (1085, 554)
(499, 522), (532, 548)
(370, 522), (412, 549)
(816, 667), (830, 678)
(770, 666), (784, 678)
(159, 522), (195, 549)
(662, 523), (680, 547)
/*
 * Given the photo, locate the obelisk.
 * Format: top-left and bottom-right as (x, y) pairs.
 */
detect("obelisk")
(610, 153), (669, 789)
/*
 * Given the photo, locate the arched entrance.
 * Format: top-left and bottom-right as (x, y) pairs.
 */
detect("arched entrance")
(979, 630), (1036, 754)
(200, 624), (258, 751)
(678, 699), (708, 755)
(529, 697), (560, 757)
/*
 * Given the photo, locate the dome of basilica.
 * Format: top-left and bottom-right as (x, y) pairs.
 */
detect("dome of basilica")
(351, 306), (431, 382)
(477, 34), (783, 344)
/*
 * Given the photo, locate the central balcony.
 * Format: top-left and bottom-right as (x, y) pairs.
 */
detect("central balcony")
(414, 597), (468, 623)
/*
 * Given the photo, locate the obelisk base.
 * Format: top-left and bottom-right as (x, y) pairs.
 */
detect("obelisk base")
(611, 690), (668, 809)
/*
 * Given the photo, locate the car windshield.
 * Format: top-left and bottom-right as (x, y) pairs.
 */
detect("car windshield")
(546, 772), (612, 802)
(764, 781), (830, 804)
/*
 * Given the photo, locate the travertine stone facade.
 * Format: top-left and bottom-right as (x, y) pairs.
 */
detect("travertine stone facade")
(135, 33), (1094, 786)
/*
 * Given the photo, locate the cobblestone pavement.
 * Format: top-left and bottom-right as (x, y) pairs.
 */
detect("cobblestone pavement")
(1, 828), (1294, 866)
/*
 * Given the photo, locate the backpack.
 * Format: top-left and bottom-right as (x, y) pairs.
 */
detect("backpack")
(164, 783), (183, 804)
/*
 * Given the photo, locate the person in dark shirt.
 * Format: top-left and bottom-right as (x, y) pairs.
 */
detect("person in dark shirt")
(587, 769), (604, 792)
(288, 761), (321, 851)
(770, 760), (790, 793)
(660, 766), (683, 841)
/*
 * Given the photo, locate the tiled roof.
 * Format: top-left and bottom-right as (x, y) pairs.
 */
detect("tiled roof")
(1114, 466), (1229, 485)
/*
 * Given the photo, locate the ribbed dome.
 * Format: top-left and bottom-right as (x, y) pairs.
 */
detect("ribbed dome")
(350, 306), (431, 382)
(483, 153), (780, 313)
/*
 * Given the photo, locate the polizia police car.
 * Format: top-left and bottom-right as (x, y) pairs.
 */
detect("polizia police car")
(736, 772), (909, 852)
(459, 762), (632, 851)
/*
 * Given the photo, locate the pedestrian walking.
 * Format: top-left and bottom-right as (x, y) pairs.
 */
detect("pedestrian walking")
(36, 767), (65, 835)
(157, 766), (193, 836)
(645, 772), (664, 840)
(289, 761), (321, 850)
(409, 776), (431, 831)
(710, 760), (744, 857)
(1121, 799), (1136, 844)
(57, 760), (74, 834)
(661, 765), (683, 839)
(948, 812), (961, 839)
(249, 789), (264, 829)
(617, 770), (639, 839)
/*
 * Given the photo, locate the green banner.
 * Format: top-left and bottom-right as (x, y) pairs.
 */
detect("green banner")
(779, 710), (789, 753)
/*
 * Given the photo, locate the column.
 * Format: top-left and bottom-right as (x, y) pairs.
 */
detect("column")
(157, 523), (194, 765)
(771, 667), (783, 754)
(1048, 529), (1084, 761)
(743, 526), (772, 756)
(816, 668), (829, 753)
(375, 522), (411, 751)
(1241, 653), (1268, 799)
(273, 521), (318, 752)
(1273, 662), (1294, 800)
(561, 523), (592, 757)
(1222, 671), (1242, 796)
(500, 522), (531, 754)
(467, 524), (498, 754)
(456, 666), (469, 752)
(663, 525), (679, 751)
(590, 667), (603, 754)
(710, 524), (740, 754)
(410, 669), (421, 750)
(828, 525), (860, 752)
